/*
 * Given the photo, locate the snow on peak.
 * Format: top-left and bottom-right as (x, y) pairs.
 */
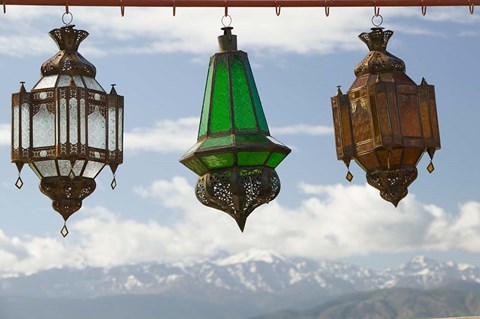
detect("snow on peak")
(215, 249), (286, 266)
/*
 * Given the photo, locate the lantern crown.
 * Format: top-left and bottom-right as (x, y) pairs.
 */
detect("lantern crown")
(355, 28), (405, 77)
(41, 25), (96, 78)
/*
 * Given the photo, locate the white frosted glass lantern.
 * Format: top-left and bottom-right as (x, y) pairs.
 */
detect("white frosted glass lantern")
(11, 24), (124, 237)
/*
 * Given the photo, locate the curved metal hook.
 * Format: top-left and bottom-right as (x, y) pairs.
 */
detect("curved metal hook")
(120, 0), (125, 17)
(421, 0), (427, 15)
(3, 1), (6, 14)
(373, 0), (380, 16)
(224, 0), (228, 17)
(65, 0), (69, 14)
(324, 0), (330, 17)
(172, 0), (176, 16)
(275, 1), (281, 16)
(469, 0), (475, 14)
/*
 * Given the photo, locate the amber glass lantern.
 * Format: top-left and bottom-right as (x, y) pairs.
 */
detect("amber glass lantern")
(331, 27), (440, 206)
(12, 24), (124, 236)
(180, 26), (291, 231)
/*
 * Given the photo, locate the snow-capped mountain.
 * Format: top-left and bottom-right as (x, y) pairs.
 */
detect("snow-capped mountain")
(1, 249), (479, 301)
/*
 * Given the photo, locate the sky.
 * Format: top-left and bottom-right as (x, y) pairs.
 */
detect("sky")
(0, 4), (479, 276)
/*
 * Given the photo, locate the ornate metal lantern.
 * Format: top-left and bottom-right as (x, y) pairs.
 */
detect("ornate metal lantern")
(12, 24), (124, 236)
(180, 26), (291, 231)
(331, 26), (440, 206)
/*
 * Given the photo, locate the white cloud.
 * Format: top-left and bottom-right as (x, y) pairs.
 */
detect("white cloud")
(0, 6), (472, 58)
(0, 124), (10, 146)
(271, 124), (333, 136)
(1, 178), (480, 276)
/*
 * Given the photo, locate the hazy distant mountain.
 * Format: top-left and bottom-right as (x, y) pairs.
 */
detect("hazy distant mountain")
(1, 249), (480, 319)
(252, 287), (480, 319)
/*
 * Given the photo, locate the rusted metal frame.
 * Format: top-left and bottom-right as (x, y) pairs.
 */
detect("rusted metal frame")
(0, 0), (475, 7)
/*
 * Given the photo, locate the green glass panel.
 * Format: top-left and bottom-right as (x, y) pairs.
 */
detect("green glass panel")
(183, 158), (208, 176)
(236, 135), (269, 145)
(210, 55), (232, 133)
(265, 152), (287, 168)
(201, 153), (234, 169)
(198, 59), (215, 137)
(244, 55), (269, 133)
(238, 151), (270, 166)
(199, 135), (234, 150)
(232, 56), (257, 130)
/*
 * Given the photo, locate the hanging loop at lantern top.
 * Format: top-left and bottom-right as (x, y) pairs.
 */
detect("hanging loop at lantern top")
(62, 11), (73, 25)
(221, 14), (232, 27)
(371, 14), (383, 27)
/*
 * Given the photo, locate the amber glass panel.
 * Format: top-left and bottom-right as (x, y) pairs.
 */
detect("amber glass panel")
(265, 152), (287, 168)
(243, 55), (269, 133)
(199, 59), (215, 137)
(210, 55), (232, 133)
(201, 153), (234, 169)
(199, 136), (234, 150)
(232, 56), (257, 131)
(238, 151), (270, 166)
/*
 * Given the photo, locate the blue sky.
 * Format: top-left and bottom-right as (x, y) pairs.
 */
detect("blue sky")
(0, 5), (479, 275)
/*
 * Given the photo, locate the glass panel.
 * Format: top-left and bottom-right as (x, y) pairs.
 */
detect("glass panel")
(108, 107), (117, 151)
(118, 107), (123, 151)
(60, 98), (67, 144)
(199, 136), (234, 150)
(238, 151), (270, 166)
(266, 152), (287, 168)
(84, 77), (105, 92)
(199, 60), (214, 137)
(72, 160), (86, 176)
(28, 163), (42, 179)
(80, 99), (86, 145)
(69, 98), (78, 144)
(210, 56), (231, 133)
(13, 105), (19, 149)
(21, 103), (30, 149)
(244, 56), (269, 133)
(57, 160), (71, 176)
(34, 160), (57, 177)
(82, 160), (105, 178)
(33, 104), (55, 148)
(232, 56), (256, 130)
(88, 106), (106, 149)
(183, 158), (208, 176)
(236, 135), (269, 145)
(33, 75), (58, 90)
(73, 75), (85, 88)
(57, 75), (72, 87)
(200, 153), (234, 169)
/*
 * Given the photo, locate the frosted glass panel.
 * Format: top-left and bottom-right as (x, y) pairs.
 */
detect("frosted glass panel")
(21, 103), (30, 149)
(83, 161), (105, 178)
(29, 163), (42, 179)
(33, 104), (55, 148)
(80, 99), (86, 144)
(34, 75), (58, 90)
(84, 77), (105, 92)
(88, 106), (106, 149)
(73, 76), (85, 87)
(58, 160), (71, 176)
(72, 160), (86, 176)
(118, 107), (123, 151)
(108, 107), (116, 151)
(57, 75), (72, 87)
(13, 105), (19, 149)
(60, 98), (67, 144)
(69, 98), (78, 144)
(34, 160), (57, 177)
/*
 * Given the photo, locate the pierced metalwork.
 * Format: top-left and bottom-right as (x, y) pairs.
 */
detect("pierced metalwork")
(181, 26), (290, 231)
(331, 27), (440, 206)
(11, 24), (124, 236)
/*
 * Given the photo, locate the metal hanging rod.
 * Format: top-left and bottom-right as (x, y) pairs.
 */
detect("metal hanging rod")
(0, 0), (475, 7)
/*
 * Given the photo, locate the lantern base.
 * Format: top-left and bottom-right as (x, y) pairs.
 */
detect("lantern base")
(39, 176), (96, 221)
(366, 166), (417, 207)
(195, 167), (280, 232)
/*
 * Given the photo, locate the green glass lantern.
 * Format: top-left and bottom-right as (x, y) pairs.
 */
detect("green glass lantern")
(180, 26), (291, 231)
